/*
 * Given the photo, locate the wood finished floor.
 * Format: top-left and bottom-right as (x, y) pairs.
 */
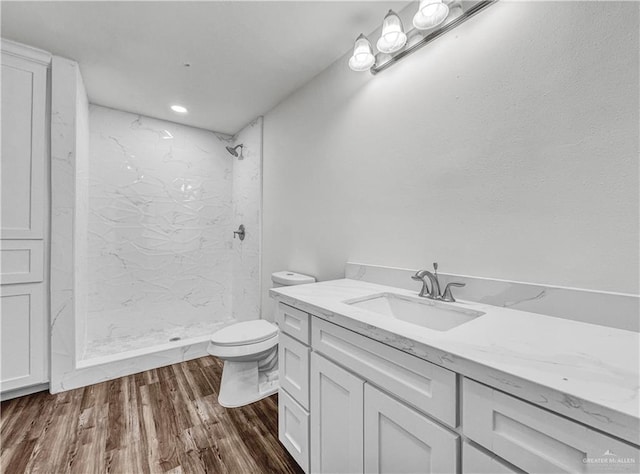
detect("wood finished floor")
(1, 357), (304, 474)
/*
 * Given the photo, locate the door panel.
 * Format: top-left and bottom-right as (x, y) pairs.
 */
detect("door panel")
(311, 352), (364, 474)
(0, 284), (46, 391)
(364, 384), (459, 474)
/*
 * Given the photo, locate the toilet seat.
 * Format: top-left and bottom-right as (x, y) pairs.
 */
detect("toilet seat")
(210, 320), (277, 346)
(207, 320), (278, 359)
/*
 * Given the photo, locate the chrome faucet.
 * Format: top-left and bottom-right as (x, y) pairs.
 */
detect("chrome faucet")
(412, 262), (466, 302)
(412, 268), (441, 299)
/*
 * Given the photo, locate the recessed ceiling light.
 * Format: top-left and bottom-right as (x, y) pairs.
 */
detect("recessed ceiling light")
(171, 105), (188, 113)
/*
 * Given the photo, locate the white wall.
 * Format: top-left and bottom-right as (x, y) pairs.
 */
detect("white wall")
(262, 0), (639, 315)
(74, 66), (89, 358)
(50, 56), (90, 392)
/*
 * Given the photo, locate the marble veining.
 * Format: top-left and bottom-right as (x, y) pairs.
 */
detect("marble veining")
(346, 262), (640, 332)
(85, 105), (234, 343)
(270, 278), (640, 446)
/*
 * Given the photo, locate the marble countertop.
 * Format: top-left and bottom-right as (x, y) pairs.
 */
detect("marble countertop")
(270, 278), (640, 446)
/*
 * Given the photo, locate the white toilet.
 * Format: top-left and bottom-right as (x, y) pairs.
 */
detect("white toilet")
(207, 270), (315, 408)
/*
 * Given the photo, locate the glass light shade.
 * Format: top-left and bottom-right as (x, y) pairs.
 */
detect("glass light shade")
(348, 34), (375, 72)
(413, 0), (450, 30)
(376, 10), (407, 54)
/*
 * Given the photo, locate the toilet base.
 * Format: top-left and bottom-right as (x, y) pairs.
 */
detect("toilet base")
(217, 359), (279, 408)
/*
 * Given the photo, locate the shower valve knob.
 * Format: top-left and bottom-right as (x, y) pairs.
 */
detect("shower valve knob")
(233, 225), (246, 241)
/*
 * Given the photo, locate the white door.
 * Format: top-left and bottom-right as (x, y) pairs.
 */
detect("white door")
(310, 352), (364, 474)
(1, 41), (50, 394)
(364, 384), (459, 474)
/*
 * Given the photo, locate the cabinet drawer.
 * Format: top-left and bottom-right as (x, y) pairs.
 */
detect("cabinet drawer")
(279, 332), (309, 409)
(462, 378), (640, 473)
(277, 303), (310, 344)
(312, 317), (457, 427)
(462, 442), (521, 474)
(279, 389), (309, 473)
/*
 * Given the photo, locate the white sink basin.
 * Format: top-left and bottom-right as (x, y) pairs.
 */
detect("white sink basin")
(345, 292), (484, 331)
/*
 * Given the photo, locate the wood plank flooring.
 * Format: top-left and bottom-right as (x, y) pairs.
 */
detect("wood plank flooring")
(1, 357), (303, 474)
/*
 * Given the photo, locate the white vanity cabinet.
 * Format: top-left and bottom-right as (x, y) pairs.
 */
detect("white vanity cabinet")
(276, 300), (640, 474)
(309, 351), (459, 474)
(278, 303), (460, 474)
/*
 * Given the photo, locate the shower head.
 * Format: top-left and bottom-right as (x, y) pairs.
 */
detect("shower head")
(226, 144), (243, 158)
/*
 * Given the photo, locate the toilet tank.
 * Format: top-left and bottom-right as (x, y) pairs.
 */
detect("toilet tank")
(271, 271), (315, 288)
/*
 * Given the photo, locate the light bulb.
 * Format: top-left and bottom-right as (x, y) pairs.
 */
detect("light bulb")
(348, 34), (375, 72)
(376, 10), (407, 54)
(413, 0), (450, 30)
(170, 105), (188, 113)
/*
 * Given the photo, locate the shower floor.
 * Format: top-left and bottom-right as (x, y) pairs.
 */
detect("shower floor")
(81, 319), (234, 361)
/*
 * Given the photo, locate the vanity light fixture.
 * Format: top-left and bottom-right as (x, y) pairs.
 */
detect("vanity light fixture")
(376, 10), (407, 54)
(349, 0), (495, 74)
(170, 104), (188, 113)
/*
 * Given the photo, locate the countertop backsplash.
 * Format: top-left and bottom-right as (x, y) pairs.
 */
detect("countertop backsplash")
(345, 262), (639, 332)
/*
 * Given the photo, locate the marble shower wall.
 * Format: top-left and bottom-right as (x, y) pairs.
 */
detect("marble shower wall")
(231, 118), (262, 321)
(86, 106), (235, 342)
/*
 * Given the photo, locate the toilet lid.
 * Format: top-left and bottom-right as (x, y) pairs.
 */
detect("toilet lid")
(210, 320), (278, 346)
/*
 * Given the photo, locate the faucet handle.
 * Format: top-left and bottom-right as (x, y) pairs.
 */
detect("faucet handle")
(441, 282), (465, 303)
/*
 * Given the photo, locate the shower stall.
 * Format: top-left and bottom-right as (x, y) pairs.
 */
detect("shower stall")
(49, 58), (262, 391)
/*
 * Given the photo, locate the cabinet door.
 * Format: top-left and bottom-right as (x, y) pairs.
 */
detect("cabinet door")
(0, 284), (46, 391)
(1, 42), (50, 396)
(279, 389), (310, 473)
(311, 353), (364, 474)
(1, 51), (47, 240)
(364, 384), (459, 474)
